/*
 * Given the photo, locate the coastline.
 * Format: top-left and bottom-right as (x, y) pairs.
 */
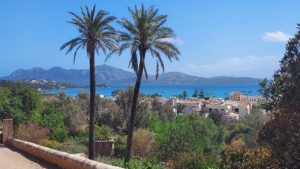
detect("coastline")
(45, 83), (261, 99)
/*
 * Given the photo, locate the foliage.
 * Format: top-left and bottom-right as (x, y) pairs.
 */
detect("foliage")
(192, 88), (198, 98)
(39, 139), (62, 149)
(151, 98), (176, 122)
(208, 110), (223, 126)
(78, 124), (113, 140)
(176, 103), (185, 114)
(96, 156), (166, 169)
(44, 93), (87, 136)
(60, 5), (117, 64)
(221, 147), (277, 169)
(0, 84), (42, 125)
(42, 107), (68, 142)
(116, 4), (180, 162)
(59, 140), (88, 154)
(132, 129), (156, 159)
(15, 122), (49, 143)
(151, 115), (226, 161)
(177, 91), (188, 100)
(116, 4), (180, 79)
(225, 105), (270, 148)
(192, 88), (205, 99)
(114, 135), (127, 158)
(259, 24), (300, 168)
(168, 152), (220, 169)
(97, 97), (123, 131)
(198, 89), (205, 99)
(61, 103), (86, 135)
(115, 86), (152, 130)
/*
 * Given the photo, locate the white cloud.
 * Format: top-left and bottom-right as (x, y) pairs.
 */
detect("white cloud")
(262, 31), (291, 42)
(183, 55), (281, 78)
(162, 37), (184, 45)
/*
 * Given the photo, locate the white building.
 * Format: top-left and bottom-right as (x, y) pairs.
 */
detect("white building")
(205, 100), (251, 120)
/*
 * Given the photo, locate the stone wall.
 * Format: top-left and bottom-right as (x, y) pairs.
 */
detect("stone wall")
(8, 138), (123, 169)
(3, 119), (13, 145)
(94, 140), (115, 157)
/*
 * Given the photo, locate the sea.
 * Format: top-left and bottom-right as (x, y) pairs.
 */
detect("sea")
(48, 83), (261, 98)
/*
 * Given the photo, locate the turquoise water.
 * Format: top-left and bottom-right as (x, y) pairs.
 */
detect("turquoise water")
(48, 83), (260, 98)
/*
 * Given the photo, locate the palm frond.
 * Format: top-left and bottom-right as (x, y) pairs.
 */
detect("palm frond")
(117, 4), (180, 79)
(61, 5), (117, 63)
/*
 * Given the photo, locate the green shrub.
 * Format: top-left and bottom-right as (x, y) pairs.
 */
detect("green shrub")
(77, 124), (113, 140)
(114, 135), (127, 158)
(151, 115), (226, 161)
(42, 107), (68, 142)
(0, 84), (42, 125)
(96, 157), (166, 169)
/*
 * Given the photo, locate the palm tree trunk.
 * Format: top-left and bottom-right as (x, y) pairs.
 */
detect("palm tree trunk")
(88, 52), (96, 160)
(124, 53), (145, 163)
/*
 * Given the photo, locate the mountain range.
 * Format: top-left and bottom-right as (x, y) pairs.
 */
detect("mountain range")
(2, 64), (261, 85)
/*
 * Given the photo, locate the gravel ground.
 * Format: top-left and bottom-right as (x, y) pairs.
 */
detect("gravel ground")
(0, 144), (59, 169)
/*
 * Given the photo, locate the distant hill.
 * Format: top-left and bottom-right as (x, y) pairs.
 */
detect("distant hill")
(2, 64), (261, 85)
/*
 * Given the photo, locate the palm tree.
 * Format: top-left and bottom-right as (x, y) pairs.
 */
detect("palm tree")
(114, 5), (180, 162)
(60, 5), (117, 159)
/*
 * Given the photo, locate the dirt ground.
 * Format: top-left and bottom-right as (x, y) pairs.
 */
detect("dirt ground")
(0, 144), (59, 169)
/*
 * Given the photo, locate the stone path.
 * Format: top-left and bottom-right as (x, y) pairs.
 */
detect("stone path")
(0, 144), (59, 169)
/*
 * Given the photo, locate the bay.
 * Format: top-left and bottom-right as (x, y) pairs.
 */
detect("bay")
(48, 83), (260, 98)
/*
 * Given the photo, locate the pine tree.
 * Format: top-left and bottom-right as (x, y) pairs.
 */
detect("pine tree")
(259, 24), (300, 168)
(198, 89), (205, 99)
(192, 88), (198, 98)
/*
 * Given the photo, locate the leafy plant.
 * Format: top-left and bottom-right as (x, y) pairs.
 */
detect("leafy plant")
(151, 115), (226, 161)
(42, 108), (68, 142)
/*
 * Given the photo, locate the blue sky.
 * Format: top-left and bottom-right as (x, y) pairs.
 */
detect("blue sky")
(0, 0), (299, 78)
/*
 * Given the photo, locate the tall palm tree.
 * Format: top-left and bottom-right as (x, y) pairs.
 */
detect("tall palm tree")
(60, 5), (117, 159)
(114, 5), (180, 162)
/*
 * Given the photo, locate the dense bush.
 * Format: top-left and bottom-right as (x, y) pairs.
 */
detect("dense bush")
(78, 124), (113, 140)
(42, 108), (68, 142)
(225, 105), (270, 148)
(96, 156), (166, 169)
(151, 114), (226, 161)
(208, 110), (223, 126)
(97, 97), (123, 131)
(115, 86), (152, 129)
(221, 147), (277, 169)
(43, 93), (87, 136)
(0, 84), (42, 125)
(168, 152), (220, 169)
(15, 122), (49, 143)
(132, 129), (156, 159)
